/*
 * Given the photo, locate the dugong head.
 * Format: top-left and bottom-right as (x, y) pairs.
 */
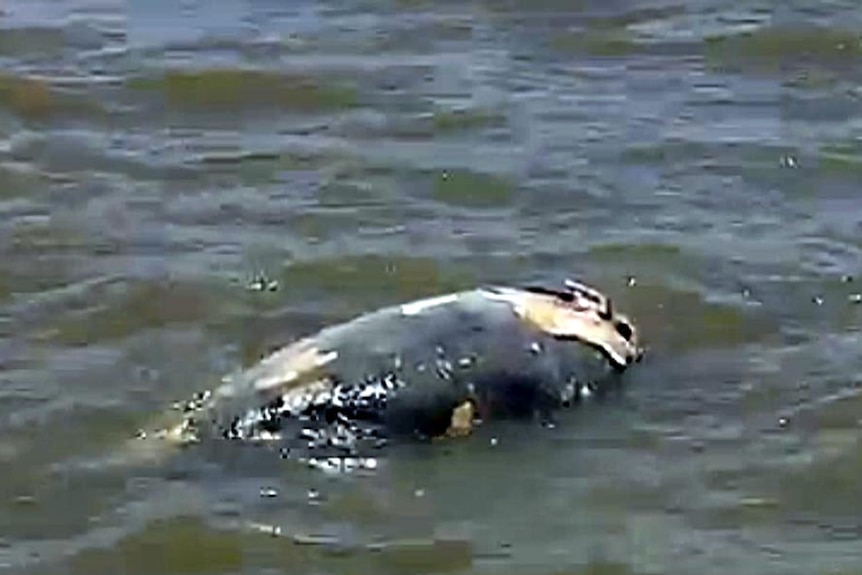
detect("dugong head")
(516, 279), (644, 370)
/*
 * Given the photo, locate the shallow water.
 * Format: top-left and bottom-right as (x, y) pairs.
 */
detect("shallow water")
(1, 0), (862, 573)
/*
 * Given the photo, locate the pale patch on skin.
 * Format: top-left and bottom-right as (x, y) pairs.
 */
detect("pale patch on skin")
(480, 284), (641, 369)
(518, 295), (637, 367)
(444, 400), (475, 438)
(400, 293), (460, 316)
(252, 345), (338, 393)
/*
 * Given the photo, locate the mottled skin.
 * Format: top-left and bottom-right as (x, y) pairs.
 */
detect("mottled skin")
(152, 281), (643, 451)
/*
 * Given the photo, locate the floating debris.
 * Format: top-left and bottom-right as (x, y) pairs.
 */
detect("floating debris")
(14, 495), (37, 506)
(247, 273), (279, 292)
(292, 533), (342, 546)
(780, 155), (798, 168)
(248, 522), (282, 537)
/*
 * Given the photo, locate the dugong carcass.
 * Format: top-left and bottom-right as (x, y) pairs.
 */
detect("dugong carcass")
(133, 279), (643, 463)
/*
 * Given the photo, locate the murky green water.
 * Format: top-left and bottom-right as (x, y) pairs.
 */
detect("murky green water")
(2, 0), (862, 573)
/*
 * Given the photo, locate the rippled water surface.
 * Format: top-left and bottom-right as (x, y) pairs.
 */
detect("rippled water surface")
(2, 0), (862, 573)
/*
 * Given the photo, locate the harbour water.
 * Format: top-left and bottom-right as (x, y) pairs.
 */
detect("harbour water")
(1, 1), (862, 573)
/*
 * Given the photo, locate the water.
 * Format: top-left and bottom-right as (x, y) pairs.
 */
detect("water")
(1, 0), (862, 573)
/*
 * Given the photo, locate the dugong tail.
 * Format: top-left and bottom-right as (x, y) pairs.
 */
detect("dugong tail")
(88, 336), (337, 471)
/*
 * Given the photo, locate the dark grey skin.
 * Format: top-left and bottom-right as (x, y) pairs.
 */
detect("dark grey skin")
(158, 282), (643, 453)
